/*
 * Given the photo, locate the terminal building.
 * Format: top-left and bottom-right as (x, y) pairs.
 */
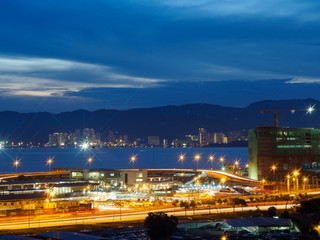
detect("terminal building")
(248, 126), (320, 182)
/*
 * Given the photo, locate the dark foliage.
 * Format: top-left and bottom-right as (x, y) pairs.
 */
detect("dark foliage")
(144, 212), (178, 240)
(300, 197), (320, 214)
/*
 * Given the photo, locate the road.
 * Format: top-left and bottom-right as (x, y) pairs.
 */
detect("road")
(0, 204), (298, 230)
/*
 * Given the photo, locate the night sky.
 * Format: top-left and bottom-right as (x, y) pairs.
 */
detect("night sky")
(0, 0), (320, 113)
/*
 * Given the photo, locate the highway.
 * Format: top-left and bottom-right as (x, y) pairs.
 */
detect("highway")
(0, 203), (298, 230)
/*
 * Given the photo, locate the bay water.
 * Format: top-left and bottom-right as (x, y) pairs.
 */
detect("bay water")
(0, 147), (248, 173)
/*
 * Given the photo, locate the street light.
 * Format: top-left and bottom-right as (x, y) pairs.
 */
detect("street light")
(221, 178), (226, 187)
(287, 175), (290, 192)
(209, 155), (214, 170)
(271, 164), (277, 182)
(219, 156), (225, 170)
(88, 157), (94, 169)
(80, 142), (89, 150)
(234, 160), (239, 169)
(129, 155), (137, 168)
(293, 171), (299, 191)
(303, 177), (308, 191)
(80, 141), (90, 170)
(13, 158), (20, 173)
(47, 157), (54, 172)
(307, 105), (315, 114)
(194, 154), (200, 170)
(178, 154), (185, 169)
(261, 179), (266, 190)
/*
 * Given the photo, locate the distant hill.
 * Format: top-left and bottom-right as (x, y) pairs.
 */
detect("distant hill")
(0, 98), (320, 142)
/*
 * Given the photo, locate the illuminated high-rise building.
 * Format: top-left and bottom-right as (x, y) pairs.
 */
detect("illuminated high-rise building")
(248, 126), (320, 181)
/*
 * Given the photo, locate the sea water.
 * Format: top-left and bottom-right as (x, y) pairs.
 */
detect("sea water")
(0, 147), (248, 173)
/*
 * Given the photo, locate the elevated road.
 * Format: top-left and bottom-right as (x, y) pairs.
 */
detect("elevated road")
(0, 171), (69, 182)
(151, 168), (260, 186)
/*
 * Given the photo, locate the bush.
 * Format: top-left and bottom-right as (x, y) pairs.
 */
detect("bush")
(144, 212), (178, 240)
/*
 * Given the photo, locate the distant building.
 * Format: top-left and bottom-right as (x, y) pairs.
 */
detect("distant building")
(148, 136), (160, 146)
(48, 133), (68, 147)
(163, 139), (168, 147)
(198, 128), (206, 145)
(228, 131), (242, 142)
(83, 128), (95, 142)
(248, 126), (320, 181)
(70, 169), (147, 187)
(214, 132), (225, 144)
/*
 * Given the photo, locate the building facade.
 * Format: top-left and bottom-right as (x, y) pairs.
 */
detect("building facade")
(248, 126), (320, 180)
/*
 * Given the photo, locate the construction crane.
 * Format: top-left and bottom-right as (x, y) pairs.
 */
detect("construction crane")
(260, 104), (315, 127)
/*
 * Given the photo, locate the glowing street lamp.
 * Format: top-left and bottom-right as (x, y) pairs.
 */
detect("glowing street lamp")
(219, 156), (225, 170)
(194, 154), (200, 170)
(234, 160), (240, 169)
(209, 155), (214, 170)
(261, 179), (266, 190)
(80, 141), (90, 169)
(287, 175), (290, 192)
(293, 171), (299, 191)
(303, 177), (308, 191)
(80, 142), (89, 150)
(13, 158), (20, 173)
(129, 155), (137, 168)
(178, 154), (185, 169)
(47, 157), (54, 172)
(271, 164), (277, 182)
(88, 157), (94, 169)
(307, 105), (315, 114)
(221, 178), (226, 187)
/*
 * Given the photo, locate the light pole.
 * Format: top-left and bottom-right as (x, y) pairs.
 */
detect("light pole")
(303, 177), (308, 191)
(194, 154), (200, 170)
(13, 158), (20, 173)
(178, 154), (185, 169)
(209, 155), (214, 170)
(220, 157), (225, 170)
(271, 165), (277, 182)
(130, 155), (137, 168)
(221, 178), (226, 188)
(261, 179), (265, 190)
(293, 171), (299, 192)
(235, 160), (239, 169)
(47, 157), (53, 172)
(88, 157), (93, 169)
(80, 142), (89, 169)
(287, 175), (290, 192)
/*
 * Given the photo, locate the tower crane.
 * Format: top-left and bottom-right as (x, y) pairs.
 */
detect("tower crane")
(260, 104), (315, 127)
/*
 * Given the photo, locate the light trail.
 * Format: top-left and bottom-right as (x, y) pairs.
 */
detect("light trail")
(0, 203), (298, 230)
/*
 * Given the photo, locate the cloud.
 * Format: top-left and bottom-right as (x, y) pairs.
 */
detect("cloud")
(0, 56), (165, 97)
(286, 77), (320, 84)
(147, 0), (320, 21)
(204, 64), (287, 81)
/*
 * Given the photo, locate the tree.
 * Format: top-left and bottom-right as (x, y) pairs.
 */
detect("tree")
(267, 206), (277, 217)
(280, 210), (290, 219)
(180, 201), (190, 216)
(144, 212), (178, 240)
(189, 200), (197, 215)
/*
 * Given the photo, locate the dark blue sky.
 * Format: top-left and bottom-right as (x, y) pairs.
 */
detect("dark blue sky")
(0, 0), (320, 112)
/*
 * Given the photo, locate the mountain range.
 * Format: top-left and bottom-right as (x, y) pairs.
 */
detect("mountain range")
(0, 98), (320, 142)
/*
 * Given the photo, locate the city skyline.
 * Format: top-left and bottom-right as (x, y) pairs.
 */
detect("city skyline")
(0, 1), (320, 112)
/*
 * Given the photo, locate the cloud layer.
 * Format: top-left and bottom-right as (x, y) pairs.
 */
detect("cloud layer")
(0, 0), (320, 112)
